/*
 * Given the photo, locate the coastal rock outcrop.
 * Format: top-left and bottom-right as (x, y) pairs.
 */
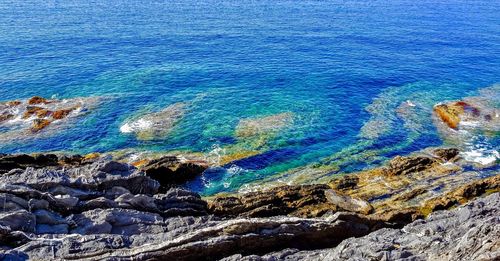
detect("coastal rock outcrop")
(209, 184), (373, 218)
(0, 152), (497, 260)
(138, 155), (208, 189)
(222, 192), (500, 261)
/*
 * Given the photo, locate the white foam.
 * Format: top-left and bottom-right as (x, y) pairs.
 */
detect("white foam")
(406, 100), (416, 107)
(120, 119), (152, 133)
(463, 149), (499, 166)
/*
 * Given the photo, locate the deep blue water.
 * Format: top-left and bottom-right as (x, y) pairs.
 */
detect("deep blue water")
(0, 0), (499, 195)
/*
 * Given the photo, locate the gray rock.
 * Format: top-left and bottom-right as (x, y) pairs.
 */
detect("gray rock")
(0, 210), (35, 232)
(36, 223), (68, 234)
(28, 198), (49, 210)
(232, 192), (500, 261)
(0, 193), (28, 212)
(33, 209), (66, 225)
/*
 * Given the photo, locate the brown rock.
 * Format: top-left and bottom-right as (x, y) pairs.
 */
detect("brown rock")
(31, 119), (51, 132)
(433, 101), (481, 129)
(421, 174), (499, 215)
(0, 113), (14, 123)
(23, 106), (45, 119)
(330, 175), (359, 191)
(209, 184), (372, 218)
(27, 96), (50, 105)
(141, 156), (208, 188)
(35, 109), (51, 118)
(432, 148), (460, 162)
(6, 100), (21, 107)
(371, 207), (424, 227)
(385, 155), (437, 176)
(391, 187), (427, 202)
(52, 108), (75, 120)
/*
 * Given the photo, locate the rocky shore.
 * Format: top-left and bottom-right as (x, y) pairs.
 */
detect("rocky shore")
(0, 149), (498, 260)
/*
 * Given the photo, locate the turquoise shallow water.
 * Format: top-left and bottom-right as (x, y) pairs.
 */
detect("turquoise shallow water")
(0, 0), (499, 195)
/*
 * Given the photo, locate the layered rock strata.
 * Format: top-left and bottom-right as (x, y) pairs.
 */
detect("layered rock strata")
(0, 151), (497, 260)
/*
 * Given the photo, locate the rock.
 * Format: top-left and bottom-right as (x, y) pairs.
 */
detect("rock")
(52, 108), (75, 120)
(0, 153), (496, 260)
(433, 147), (460, 161)
(0, 193), (29, 212)
(28, 199), (49, 210)
(219, 193), (500, 261)
(0, 225), (31, 248)
(324, 190), (373, 215)
(22, 106), (45, 119)
(36, 223), (69, 234)
(235, 112), (293, 138)
(141, 156), (208, 188)
(326, 148), (474, 216)
(53, 195), (79, 209)
(33, 209), (67, 225)
(326, 192), (500, 261)
(6, 100), (21, 107)
(0, 96), (99, 142)
(120, 102), (186, 140)
(433, 98), (499, 133)
(154, 188), (208, 216)
(0, 153), (58, 173)
(329, 175), (359, 191)
(384, 155), (437, 176)
(82, 197), (118, 211)
(421, 174), (499, 214)
(68, 208), (165, 235)
(115, 193), (158, 211)
(27, 96), (51, 105)
(16, 211), (388, 261)
(433, 101), (483, 129)
(371, 207), (424, 227)
(0, 210), (35, 232)
(209, 184), (372, 218)
(434, 103), (465, 129)
(31, 118), (51, 132)
(0, 113), (14, 123)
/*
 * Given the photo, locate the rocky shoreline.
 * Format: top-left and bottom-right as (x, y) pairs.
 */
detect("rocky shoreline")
(0, 148), (498, 260)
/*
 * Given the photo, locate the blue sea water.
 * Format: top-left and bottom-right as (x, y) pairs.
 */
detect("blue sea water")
(0, 0), (499, 195)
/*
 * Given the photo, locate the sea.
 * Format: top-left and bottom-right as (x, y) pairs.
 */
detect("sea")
(0, 0), (498, 195)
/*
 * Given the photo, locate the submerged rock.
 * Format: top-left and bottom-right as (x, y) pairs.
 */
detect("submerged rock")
(120, 102), (186, 140)
(0, 95), (99, 142)
(235, 112), (293, 138)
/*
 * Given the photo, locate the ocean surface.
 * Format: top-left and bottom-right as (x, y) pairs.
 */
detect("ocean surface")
(0, 0), (499, 195)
